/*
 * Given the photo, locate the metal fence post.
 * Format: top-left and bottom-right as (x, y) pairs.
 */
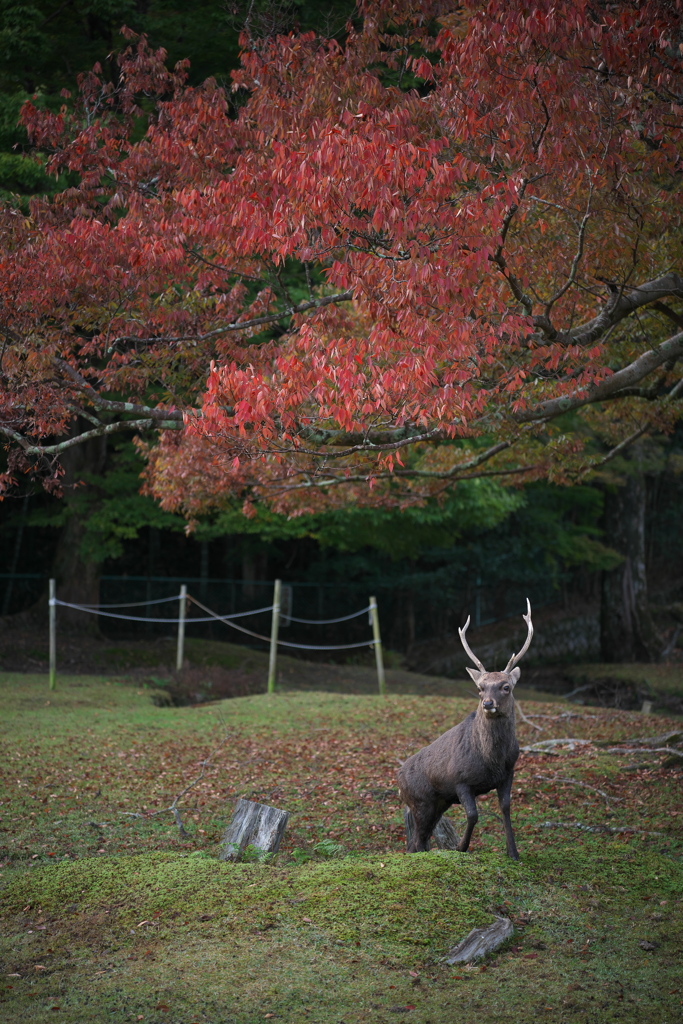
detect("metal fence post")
(49, 578), (56, 691)
(176, 584), (187, 672)
(267, 579), (282, 694)
(369, 595), (386, 696)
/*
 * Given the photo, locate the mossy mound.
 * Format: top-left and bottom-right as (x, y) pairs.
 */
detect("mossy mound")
(2, 843), (682, 1024)
(2, 850), (496, 959)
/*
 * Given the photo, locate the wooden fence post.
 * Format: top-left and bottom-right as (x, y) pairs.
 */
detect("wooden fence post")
(176, 584), (187, 672)
(49, 578), (56, 691)
(267, 579), (282, 694)
(369, 595), (386, 695)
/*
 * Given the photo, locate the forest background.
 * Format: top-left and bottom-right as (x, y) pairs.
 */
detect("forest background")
(0, 0), (682, 669)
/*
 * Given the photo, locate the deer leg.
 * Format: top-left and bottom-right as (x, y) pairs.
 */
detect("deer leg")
(406, 799), (441, 853)
(496, 773), (520, 861)
(454, 785), (478, 852)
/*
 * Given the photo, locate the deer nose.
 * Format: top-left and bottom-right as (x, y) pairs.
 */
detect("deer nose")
(482, 699), (496, 709)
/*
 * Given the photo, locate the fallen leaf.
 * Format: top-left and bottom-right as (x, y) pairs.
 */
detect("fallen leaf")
(639, 941), (657, 951)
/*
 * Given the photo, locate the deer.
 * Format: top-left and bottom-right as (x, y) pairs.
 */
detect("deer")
(397, 600), (534, 860)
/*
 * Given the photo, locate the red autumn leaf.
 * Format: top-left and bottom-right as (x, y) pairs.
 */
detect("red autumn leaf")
(1, 2), (681, 513)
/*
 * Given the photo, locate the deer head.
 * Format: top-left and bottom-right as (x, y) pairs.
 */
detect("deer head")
(458, 599), (534, 718)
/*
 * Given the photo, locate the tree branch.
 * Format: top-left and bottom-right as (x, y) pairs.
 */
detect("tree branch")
(544, 184), (592, 313)
(110, 290), (354, 347)
(264, 461), (537, 496)
(122, 734), (230, 836)
(54, 358), (184, 421)
(517, 330), (683, 422)
(565, 273), (683, 347)
(589, 423), (652, 470)
(651, 301), (683, 330)
(2, 417), (181, 458)
(533, 774), (619, 808)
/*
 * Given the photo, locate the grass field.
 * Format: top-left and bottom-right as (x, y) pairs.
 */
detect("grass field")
(1, 671), (682, 1023)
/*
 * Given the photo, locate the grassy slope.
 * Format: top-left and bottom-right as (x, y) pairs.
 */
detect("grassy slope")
(0, 673), (681, 1023)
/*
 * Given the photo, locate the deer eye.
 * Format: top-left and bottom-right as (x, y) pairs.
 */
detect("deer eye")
(502, 685), (510, 693)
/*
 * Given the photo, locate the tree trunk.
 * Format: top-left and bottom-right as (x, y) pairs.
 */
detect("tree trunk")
(600, 471), (659, 662)
(1, 493), (29, 615)
(220, 798), (289, 861)
(52, 423), (107, 634)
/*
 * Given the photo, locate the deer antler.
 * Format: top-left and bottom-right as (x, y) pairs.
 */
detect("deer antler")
(504, 599), (533, 672)
(458, 615), (487, 672)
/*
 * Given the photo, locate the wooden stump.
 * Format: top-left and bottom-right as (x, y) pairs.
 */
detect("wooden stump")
(403, 808), (460, 851)
(445, 915), (514, 963)
(220, 798), (289, 862)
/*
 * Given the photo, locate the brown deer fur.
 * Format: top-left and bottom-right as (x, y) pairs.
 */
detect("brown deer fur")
(397, 602), (533, 860)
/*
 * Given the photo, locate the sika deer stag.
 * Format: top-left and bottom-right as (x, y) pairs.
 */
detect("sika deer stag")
(398, 601), (534, 860)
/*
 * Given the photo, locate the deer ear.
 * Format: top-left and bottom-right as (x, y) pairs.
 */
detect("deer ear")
(508, 667), (521, 687)
(466, 667), (485, 686)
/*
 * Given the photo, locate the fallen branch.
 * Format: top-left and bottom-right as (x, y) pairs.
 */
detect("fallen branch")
(562, 683), (598, 701)
(515, 700), (544, 732)
(120, 730), (231, 835)
(539, 820), (663, 837)
(521, 738), (592, 754)
(533, 774), (620, 808)
(605, 746), (683, 758)
(604, 731), (682, 748)
(526, 712), (599, 722)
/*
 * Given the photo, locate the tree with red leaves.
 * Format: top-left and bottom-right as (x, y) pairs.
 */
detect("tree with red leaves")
(1, 0), (682, 529)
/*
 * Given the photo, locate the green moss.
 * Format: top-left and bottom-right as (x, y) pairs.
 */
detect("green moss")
(1, 850), (491, 954)
(1, 844), (682, 1023)
(1, 672), (682, 1023)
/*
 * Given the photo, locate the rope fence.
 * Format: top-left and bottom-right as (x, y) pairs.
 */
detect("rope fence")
(47, 578), (385, 695)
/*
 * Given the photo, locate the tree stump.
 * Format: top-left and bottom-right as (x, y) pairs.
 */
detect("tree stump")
(403, 808), (460, 851)
(220, 798), (289, 862)
(445, 916), (514, 963)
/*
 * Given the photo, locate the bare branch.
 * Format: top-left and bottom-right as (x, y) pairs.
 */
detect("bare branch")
(545, 186), (592, 313)
(54, 359), (184, 421)
(590, 423), (652, 470)
(110, 289), (354, 347)
(3, 417), (182, 458)
(650, 301), (683, 330)
(0, 425), (31, 451)
(565, 272), (683, 347)
(122, 734), (231, 836)
(515, 700), (544, 732)
(533, 774), (620, 808)
(263, 462), (537, 497)
(492, 177), (536, 315)
(539, 820), (663, 836)
(517, 329), (683, 422)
